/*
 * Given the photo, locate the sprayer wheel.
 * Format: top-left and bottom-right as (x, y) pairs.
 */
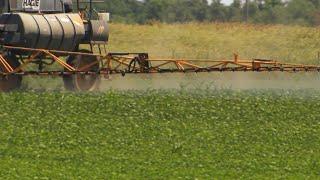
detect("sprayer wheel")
(63, 49), (100, 91)
(0, 52), (22, 92)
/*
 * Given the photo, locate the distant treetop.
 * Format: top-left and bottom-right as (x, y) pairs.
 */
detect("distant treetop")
(99, 0), (320, 26)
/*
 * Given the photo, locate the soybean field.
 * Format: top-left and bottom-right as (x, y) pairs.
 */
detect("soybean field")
(0, 90), (319, 178)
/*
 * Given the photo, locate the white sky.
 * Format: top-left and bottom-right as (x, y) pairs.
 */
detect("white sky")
(210, 0), (233, 5)
(137, 0), (234, 5)
(221, 0), (233, 5)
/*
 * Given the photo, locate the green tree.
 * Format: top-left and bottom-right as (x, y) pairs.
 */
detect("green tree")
(90, 0), (320, 26)
(286, 0), (316, 25)
(209, 0), (228, 22)
(227, 0), (242, 22)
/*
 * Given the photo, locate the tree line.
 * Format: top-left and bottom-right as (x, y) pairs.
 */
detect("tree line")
(97, 0), (320, 26)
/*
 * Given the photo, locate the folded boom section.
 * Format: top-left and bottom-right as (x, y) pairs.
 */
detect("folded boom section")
(0, 46), (319, 77)
(0, 46), (319, 91)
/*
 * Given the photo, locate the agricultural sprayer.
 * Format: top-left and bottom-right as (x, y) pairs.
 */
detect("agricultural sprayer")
(0, 0), (319, 92)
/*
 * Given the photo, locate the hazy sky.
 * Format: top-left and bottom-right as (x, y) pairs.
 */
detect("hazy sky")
(137, 0), (234, 5)
(215, 0), (233, 5)
(221, 0), (233, 5)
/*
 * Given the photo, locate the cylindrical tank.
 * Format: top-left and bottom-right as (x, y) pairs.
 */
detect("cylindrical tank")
(0, 12), (85, 51)
(89, 20), (109, 43)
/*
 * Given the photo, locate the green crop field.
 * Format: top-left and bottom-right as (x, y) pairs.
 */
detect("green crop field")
(1, 23), (320, 179)
(0, 90), (319, 179)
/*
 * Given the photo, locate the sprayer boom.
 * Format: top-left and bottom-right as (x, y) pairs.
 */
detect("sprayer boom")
(0, 46), (318, 76)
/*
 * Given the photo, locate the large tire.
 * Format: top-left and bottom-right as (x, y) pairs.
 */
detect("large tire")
(63, 50), (100, 91)
(0, 52), (22, 92)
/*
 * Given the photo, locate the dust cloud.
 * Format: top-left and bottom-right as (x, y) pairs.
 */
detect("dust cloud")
(22, 72), (320, 91)
(99, 72), (320, 91)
